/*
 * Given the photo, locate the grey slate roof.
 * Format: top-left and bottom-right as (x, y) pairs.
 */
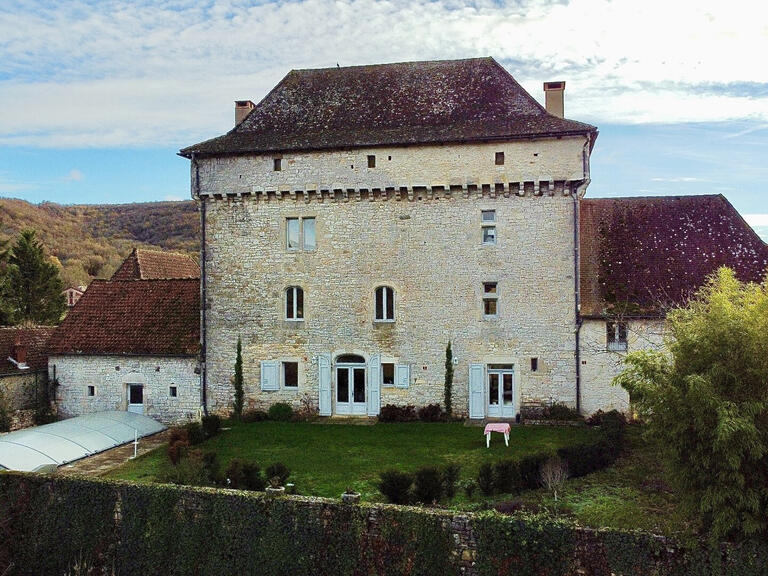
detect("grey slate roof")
(180, 57), (596, 157)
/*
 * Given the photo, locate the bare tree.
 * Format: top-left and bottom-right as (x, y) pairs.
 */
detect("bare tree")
(540, 456), (569, 502)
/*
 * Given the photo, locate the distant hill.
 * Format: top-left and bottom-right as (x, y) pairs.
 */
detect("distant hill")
(0, 198), (199, 288)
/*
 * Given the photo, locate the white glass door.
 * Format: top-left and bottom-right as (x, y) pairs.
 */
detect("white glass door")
(127, 384), (144, 414)
(335, 365), (366, 415)
(487, 367), (515, 418)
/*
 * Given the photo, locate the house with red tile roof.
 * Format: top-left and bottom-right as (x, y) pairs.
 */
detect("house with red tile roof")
(0, 326), (55, 429)
(49, 251), (201, 424)
(178, 57), (766, 418)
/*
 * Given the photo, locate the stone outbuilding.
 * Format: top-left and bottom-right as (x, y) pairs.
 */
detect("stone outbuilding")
(0, 326), (55, 428)
(49, 250), (201, 424)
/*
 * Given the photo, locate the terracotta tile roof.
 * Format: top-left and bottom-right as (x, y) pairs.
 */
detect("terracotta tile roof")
(180, 57), (596, 157)
(0, 327), (55, 375)
(111, 248), (199, 281)
(580, 195), (768, 317)
(48, 279), (200, 356)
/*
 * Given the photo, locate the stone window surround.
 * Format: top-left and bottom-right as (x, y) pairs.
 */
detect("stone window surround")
(481, 209), (497, 245)
(285, 216), (317, 252)
(285, 285), (305, 321)
(483, 281), (499, 319)
(373, 285), (395, 323)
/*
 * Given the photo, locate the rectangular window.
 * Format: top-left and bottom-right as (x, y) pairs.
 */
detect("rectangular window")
(286, 218), (300, 250)
(481, 210), (497, 245)
(531, 358), (538, 372)
(382, 363), (395, 387)
(286, 286), (304, 320)
(495, 151), (505, 165)
(606, 322), (628, 351)
(483, 282), (498, 318)
(273, 157), (282, 171)
(169, 385), (178, 397)
(283, 361), (299, 388)
(303, 217), (316, 250)
(367, 155), (376, 168)
(87, 385), (95, 397)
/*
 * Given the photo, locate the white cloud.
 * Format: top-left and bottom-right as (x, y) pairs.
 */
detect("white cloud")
(650, 177), (708, 183)
(1, 0), (767, 147)
(744, 214), (768, 227)
(64, 168), (84, 181)
(164, 194), (184, 201)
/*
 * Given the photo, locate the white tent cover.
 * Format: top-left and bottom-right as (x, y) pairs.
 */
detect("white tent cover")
(0, 411), (165, 472)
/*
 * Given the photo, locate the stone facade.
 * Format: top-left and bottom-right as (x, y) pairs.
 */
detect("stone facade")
(0, 371), (46, 412)
(198, 137), (589, 418)
(579, 318), (666, 415)
(52, 355), (200, 424)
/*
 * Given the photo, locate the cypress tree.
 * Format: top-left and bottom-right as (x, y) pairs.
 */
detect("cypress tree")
(233, 336), (244, 419)
(444, 341), (453, 416)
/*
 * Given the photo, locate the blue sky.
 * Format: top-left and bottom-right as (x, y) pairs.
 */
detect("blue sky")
(1, 0), (767, 237)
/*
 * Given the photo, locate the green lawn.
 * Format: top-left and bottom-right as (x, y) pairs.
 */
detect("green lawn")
(515, 426), (696, 537)
(107, 421), (597, 501)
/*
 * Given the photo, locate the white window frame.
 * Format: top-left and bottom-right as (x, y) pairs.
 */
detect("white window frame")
(285, 286), (304, 321)
(282, 361), (299, 389)
(481, 210), (497, 245)
(606, 322), (628, 352)
(374, 286), (395, 322)
(483, 282), (499, 318)
(286, 217), (316, 251)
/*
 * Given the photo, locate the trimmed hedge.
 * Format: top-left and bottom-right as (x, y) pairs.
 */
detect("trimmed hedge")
(2, 473), (768, 575)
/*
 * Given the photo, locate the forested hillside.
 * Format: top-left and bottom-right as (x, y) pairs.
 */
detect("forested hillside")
(0, 198), (198, 288)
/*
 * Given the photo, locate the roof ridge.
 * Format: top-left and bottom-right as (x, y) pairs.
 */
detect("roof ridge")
(289, 56), (494, 74)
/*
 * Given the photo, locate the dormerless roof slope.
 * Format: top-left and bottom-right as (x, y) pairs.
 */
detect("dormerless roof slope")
(48, 279), (200, 356)
(0, 327), (55, 375)
(180, 57), (596, 157)
(580, 195), (768, 317)
(110, 248), (200, 281)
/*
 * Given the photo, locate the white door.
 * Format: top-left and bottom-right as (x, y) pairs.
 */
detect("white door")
(336, 364), (366, 415)
(487, 367), (515, 419)
(127, 384), (144, 415)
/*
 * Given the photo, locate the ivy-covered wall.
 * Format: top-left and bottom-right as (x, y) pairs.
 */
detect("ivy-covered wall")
(1, 473), (766, 576)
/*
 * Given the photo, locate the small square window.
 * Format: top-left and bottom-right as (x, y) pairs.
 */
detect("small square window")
(481, 210), (496, 222)
(273, 158), (282, 171)
(367, 155), (376, 168)
(483, 282), (498, 318)
(495, 151), (505, 165)
(382, 363), (395, 386)
(87, 385), (95, 397)
(283, 361), (299, 388)
(482, 227), (497, 245)
(169, 385), (178, 397)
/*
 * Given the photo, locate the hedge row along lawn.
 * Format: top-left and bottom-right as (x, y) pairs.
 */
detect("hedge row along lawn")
(107, 421), (598, 502)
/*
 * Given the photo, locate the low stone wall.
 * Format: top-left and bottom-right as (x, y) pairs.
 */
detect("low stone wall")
(0, 472), (765, 576)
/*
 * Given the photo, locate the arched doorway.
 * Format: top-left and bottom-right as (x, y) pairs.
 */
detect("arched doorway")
(335, 354), (366, 415)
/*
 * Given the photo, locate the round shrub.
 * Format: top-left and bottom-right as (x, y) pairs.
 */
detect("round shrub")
(226, 459), (266, 491)
(417, 404), (443, 422)
(201, 414), (222, 438)
(378, 470), (413, 504)
(241, 409), (269, 423)
(268, 402), (293, 421)
(184, 421), (205, 445)
(378, 404), (418, 422)
(414, 466), (443, 504)
(265, 462), (290, 485)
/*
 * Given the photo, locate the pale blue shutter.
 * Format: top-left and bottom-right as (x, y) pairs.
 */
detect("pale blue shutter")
(260, 360), (279, 391)
(395, 364), (410, 389)
(367, 354), (381, 416)
(318, 354), (332, 416)
(469, 363), (485, 419)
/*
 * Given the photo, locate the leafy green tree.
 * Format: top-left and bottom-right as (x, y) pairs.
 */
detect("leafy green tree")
(6, 230), (66, 325)
(616, 267), (768, 541)
(0, 238), (12, 324)
(444, 341), (453, 416)
(233, 337), (244, 419)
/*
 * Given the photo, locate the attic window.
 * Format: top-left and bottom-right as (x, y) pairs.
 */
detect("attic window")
(273, 158), (282, 171)
(368, 155), (376, 168)
(495, 152), (505, 165)
(606, 322), (628, 352)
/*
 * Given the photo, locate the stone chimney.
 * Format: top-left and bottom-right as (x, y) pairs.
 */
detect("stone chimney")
(543, 81), (565, 118)
(235, 100), (256, 126)
(12, 335), (27, 365)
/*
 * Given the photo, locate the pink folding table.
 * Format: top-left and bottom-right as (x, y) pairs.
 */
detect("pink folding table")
(483, 423), (511, 448)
